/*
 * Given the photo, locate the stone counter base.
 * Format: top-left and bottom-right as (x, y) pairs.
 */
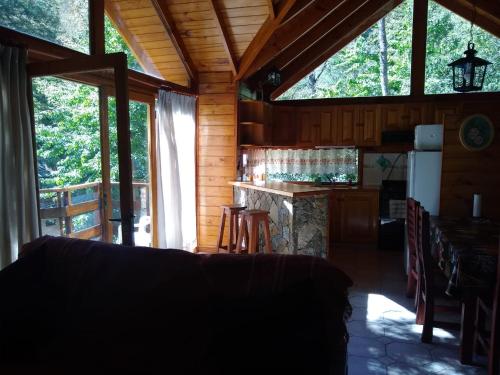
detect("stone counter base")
(234, 187), (328, 258)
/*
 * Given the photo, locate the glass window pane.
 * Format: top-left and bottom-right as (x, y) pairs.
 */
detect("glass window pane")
(278, 0), (413, 100)
(425, 0), (500, 94)
(33, 77), (102, 240)
(0, 0), (89, 53)
(105, 15), (143, 73)
(108, 98), (151, 246)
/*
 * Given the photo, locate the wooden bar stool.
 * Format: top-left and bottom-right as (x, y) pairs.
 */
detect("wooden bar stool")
(216, 205), (246, 253)
(235, 210), (272, 254)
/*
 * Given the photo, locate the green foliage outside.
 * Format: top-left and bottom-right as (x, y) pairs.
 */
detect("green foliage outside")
(105, 16), (143, 72)
(279, 0), (499, 100)
(30, 12), (149, 190)
(0, 0), (89, 53)
(425, 1), (500, 94)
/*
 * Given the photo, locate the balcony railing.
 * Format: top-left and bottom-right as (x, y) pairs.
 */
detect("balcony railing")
(39, 181), (150, 241)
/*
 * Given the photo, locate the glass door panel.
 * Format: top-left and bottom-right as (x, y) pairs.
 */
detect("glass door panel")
(33, 77), (105, 240)
(108, 97), (152, 246)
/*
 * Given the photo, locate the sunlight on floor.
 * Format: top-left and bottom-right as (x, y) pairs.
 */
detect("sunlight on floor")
(366, 293), (456, 341)
(347, 291), (484, 375)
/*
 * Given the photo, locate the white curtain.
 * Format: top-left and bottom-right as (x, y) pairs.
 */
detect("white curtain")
(266, 148), (358, 181)
(0, 45), (39, 269)
(156, 90), (196, 250)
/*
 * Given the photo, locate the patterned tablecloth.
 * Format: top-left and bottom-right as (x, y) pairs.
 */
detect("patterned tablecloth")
(430, 216), (499, 298)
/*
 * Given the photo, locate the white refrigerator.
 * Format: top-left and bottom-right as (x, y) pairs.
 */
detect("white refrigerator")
(406, 150), (442, 216)
(404, 150), (442, 273)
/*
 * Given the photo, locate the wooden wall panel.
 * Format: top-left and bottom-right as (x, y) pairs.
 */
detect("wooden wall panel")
(271, 94), (500, 219)
(197, 72), (237, 251)
(440, 101), (500, 220)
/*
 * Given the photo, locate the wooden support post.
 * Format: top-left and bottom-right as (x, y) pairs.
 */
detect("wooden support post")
(89, 0), (105, 55)
(410, 0), (428, 96)
(114, 55), (135, 246)
(64, 191), (72, 236)
(57, 191), (64, 236)
(148, 103), (159, 248)
(99, 88), (113, 242)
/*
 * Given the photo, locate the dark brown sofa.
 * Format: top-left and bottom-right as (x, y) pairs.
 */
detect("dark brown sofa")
(0, 236), (352, 374)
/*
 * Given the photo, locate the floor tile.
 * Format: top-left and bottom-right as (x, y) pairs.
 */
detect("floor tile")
(331, 247), (488, 375)
(386, 362), (438, 375)
(348, 320), (385, 338)
(348, 336), (386, 358)
(348, 355), (388, 374)
(386, 342), (433, 366)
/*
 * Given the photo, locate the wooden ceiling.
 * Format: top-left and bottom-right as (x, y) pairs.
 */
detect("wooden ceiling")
(105, 0), (500, 91)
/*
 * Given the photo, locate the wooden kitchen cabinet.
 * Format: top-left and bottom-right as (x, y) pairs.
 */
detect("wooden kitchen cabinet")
(357, 105), (381, 146)
(296, 108), (337, 146)
(332, 190), (379, 244)
(337, 105), (381, 146)
(381, 104), (404, 131)
(337, 106), (358, 145)
(271, 106), (296, 145)
(296, 109), (319, 146)
(319, 111), (337, 145)
(381, 103), (429, 132)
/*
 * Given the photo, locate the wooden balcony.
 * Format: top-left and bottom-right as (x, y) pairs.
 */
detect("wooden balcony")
(39, 181), (150, 241)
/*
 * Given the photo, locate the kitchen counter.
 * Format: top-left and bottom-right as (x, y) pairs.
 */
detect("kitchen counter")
(229, 181), (331, 197)
(229, 181), (379, 197)
(231, 182), (329, 258)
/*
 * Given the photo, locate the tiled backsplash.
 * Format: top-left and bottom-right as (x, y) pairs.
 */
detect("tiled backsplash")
(363, 153), (407, 186)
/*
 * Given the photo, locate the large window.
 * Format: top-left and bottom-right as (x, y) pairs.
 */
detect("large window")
(425, 0), (500, 94)
(105, 15), (143, 72)
(278, 0), (413, 100)
(0, 0), (89, 53)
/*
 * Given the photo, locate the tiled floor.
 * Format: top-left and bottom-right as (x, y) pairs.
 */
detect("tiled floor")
(330, 246), (487, 375)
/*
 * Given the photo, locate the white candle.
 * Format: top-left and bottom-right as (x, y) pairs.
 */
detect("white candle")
(473, 194), (482, 218)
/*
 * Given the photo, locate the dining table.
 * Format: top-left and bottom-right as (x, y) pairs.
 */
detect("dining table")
(430, 216), (500, 364)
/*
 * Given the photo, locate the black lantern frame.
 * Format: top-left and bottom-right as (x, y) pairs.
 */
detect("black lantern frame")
(265, 67), (282, 87)
(448, 42), (492, 93)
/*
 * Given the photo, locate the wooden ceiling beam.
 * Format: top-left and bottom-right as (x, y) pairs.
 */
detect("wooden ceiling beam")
(235, 0), (306, 81)
(105, 2), (163, 79)
(271, 0), (403, 100)
(270, 0), (369, 71)
(433, 0), (500, 38)
(410, 0), (428, 96)
(280, 0), (315, 24)
(242, 0), (347, 80)
(208, 0), (238, 75)
(151, 0), (197, 85)
(268, 0), (276, 19)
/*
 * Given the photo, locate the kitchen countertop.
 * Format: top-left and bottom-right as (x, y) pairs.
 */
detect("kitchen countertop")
(229, 181), (380, 198)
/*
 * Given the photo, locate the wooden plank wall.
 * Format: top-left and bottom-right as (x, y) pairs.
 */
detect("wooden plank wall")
(441, 101), (500, 219)
(197, 72), (237, 251)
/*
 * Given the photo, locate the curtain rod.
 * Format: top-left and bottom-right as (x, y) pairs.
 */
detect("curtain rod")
(160, 86), (198, 98)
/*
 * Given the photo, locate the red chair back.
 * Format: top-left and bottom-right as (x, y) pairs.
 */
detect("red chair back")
(417, 206), (434, 298)
(489, 246), (500, 374)
(407, 198), (420, 269)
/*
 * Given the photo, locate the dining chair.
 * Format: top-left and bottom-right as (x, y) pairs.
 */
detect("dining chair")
(415, 206), (460, 343)
(473, 248), (500, 374)
(406, 198), (420, 298)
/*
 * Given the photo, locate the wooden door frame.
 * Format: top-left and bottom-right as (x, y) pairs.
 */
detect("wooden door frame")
(28, 52), (135, 246)
(104, 88), (159, 248)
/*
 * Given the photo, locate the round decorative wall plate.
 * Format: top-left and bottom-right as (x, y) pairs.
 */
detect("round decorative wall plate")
(459, 114), (495, 151)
